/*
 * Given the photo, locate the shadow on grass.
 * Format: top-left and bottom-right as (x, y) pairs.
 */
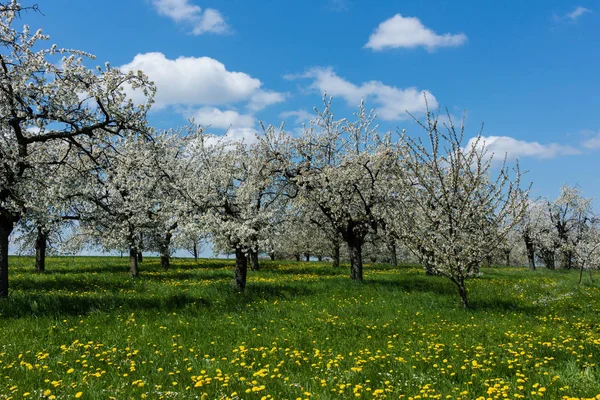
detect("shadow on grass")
(0, 292), (213, 319)
(0, 279), (317, 319)
(365, 275), (457, 296)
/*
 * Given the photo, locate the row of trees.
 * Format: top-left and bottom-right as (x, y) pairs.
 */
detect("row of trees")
(1, 2), (597, 308)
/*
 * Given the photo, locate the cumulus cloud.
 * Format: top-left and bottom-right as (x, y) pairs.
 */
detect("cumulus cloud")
(151, 0), (230, 34)
(192, 107), (254, 130)
(248, 90), (288, 112)
(280, 109), (313, 124)
(119, 52), (284, 111)
(582, 131), (600, 149)
(286, 67), (436, 120)
(365, 14), (467, 51)
(467, 135), (581, 161)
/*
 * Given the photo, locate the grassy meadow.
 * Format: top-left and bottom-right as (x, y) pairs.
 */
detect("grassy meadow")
(0, 256), (599, 399)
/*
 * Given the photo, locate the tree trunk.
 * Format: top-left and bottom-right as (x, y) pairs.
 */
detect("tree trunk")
(524, 234), (536, 270)
(0, 214), (15, 298)
(317, 255), (323, 261)
(294, 253), (300, 262)
(457, 279), (469, 309)
(389, 242), (398, 267)
(348, 242), (363, 281)
(35, 226), (47, 273)
(160, 232), (172, 270)
(233, 247), (247, 291)
(562, 250), (573, 270)
(129, 247), (139, 277)
(137, 251), (143, 263)
(269, 251), (275, 261)
(541, 249), (555, 270)
(504, 249), (510, 267)
(250, 250), (259, 271)
(332, 243), (340, 268)
(304, 253), (310, 262)
(192, 242), (198, 262)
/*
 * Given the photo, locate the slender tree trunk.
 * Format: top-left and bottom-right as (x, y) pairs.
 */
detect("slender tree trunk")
(317, 255), (323, 261)
(457, 279), (469, 309)
(233, 247), (247, 291)
(35, 226), (47, 273)
(332, 242), (340, 268)
(562, 250), (573, 270)
(269, 251), (275, 261)
(250, 250), (259, 271)
(193, 242), (198, 262)
(541, 250), (555, 270)
(504, 250), (510, 267)
(524, 233), (536, 270)
(389, 242), (398, 267)
(579, 264), (584, 285)
(137, 251), (143, 263)
(129, 247), (139, 277)
(0, 214), (15, 298)
(348, 242), (363, 281)
(304, 253), (310, 262)
(294, 253), (300, 262)
(160, 232), (172, 270)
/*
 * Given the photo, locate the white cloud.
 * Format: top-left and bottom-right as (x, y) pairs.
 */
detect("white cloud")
(582, 131), (600, 149)
(120, 52), (284, 112)
(287, 67), (436, 120)
(203, 128), (258, 147)
(151, 0), (230, 34)
(328, 0), (348, 12)
(565, 6), (591, 21)
(192, 107), (254, 129)
(280, 109), (313, 124)
(365, 14), (467, 51)
(467, 135), (581, 161)
(248, 90), (287, 112)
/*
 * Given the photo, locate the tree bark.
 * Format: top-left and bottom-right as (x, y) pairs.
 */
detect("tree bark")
(233, 247), (247, 291)
(562, 250), (573, 270)
(524, 233), (536, 270)
(192, 241), (198, 262)
(348, 242), (363, 281)
(389, 242), (398, 267)
(540, 249), (555, 270)
(137, 250), (143, 263)
(160, 232), (172, 270)
(35, 226), (47, 273)
(332, 243), (340, 268)
(129, 247), (139, 277)
(317, 255), (323, 261)
(269, 251), (275, 261)
(250, 250), (259, 271)
(304, 253), (310, 262)
(457, 279), (469, 309)
(294, 253), (300, 262)
(504, 249), (510, 267)
(0, 214), (15, 298)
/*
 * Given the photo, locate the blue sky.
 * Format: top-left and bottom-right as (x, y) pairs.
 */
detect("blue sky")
(25, 0), (600, 202)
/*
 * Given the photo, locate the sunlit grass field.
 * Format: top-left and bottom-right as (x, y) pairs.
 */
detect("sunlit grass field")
(1, 257), (599, 399)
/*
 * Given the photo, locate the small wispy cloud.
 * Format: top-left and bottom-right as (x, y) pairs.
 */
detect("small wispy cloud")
(467, 135), (581, 162)
(581, 130), (600, 149)
(554, 6), (591, 23)
(151, 0), (230, 35)
(327, 0), (348, 12)
(279, 109), (313, 124)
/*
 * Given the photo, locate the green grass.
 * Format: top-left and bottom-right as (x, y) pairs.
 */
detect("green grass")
(1, 256), (600, 399)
